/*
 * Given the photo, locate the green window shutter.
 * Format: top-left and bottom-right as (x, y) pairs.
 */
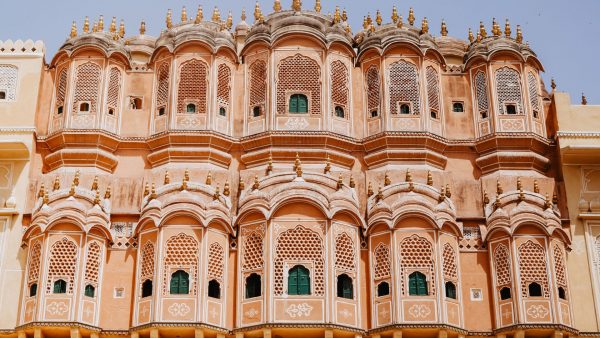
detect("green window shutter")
(180, 274), (189, 294)
(289, 95), (298, 113)
(53, 280), (66, 294)
(298, 95), (308, 113)
(85, 285), (95, 298)
(298, 268), (310, 295)
(288, 268), (298, 295)
(417, 273), (428, 296)
(170, 273), (179, 294)
(408, 275), (417, 295)
(343, 278), (353, 299)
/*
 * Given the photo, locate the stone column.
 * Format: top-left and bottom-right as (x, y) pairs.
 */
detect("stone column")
(90, 332), (100, 338)
(69, 328), (81, 338)
(438, 330), (447, 338)
(33, 328), (43, 338)
(263, 328), (272, 338)
(17, 331), (26, 338)
(150, 328), (159, 338)
(131, 332), (140, 338)
(393, 331), (402, 338)
(236, 333), (245, 338)
(514, 330), (525, 338)
(324, 330), (334, 338)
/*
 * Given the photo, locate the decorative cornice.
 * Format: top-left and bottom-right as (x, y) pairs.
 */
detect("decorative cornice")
(0, 127), (36, 134)
(130, 322), (228, 334)
(15, 321), (101, 332)
(556, 131), (600, 139)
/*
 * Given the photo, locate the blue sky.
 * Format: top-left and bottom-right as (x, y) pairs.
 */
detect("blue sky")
(2, 0), (598, 103)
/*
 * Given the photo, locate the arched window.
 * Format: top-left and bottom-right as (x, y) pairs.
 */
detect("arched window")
(108, 108), (115, 116)
(84, 284), (95, 298)
(219, 107), (226, 116)
(500, 287), (512, 300)
(208, 279), (221, 299)
(334, 106), (345, 118)
(337, 274), (353, 299)
(558, 287), (567, 300)
(408, 271), (428, 296)
(79, 102), (90, 112)
(289, 94), (308, 114)
(377, 281), (390, 297)
(452, 102), (464, 112)
(505, 104), (517, 115)
(445, 281), (457, 299)
(170, 270), (189, 295)
(399, 103), (411, 114)
(288, 265), (310, 295)
(186, 103), (196, 113)
(528, 282), (542, 297)
(53, 279), (67, 294)
(245, 273), (261, 299)
(29, 283), (37, 297)
(142, 279), (153, 298)
(252, 106), (261, 117)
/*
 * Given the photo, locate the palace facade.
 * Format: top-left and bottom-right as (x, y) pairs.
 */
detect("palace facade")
(0, 2), (599, 338)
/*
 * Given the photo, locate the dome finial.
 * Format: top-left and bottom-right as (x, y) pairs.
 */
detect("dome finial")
(274, 0), (282, 12)
(315, 0), (322, 13)
(241, 8), (247, 21)
(98, 15), (105, 31)
(166, 9), (173, 29)
(363, 16), (368, 30)
(70, 21), (78, 38)
(212, 7), (221, 23)
(515, 24), (523, 43)
(92, 21), (98, 33)
(119, 19), (125, 38)
(139, 20), (146, 35)
(420, 17), (429, 34)
(468, 28), (474, 43)
(492, 17), (501, 36)
(504, 19), (511, 38)
(226, 11), (233, 30)
(375, 10), (382, 26)
(83, 16), (90, 33)
(479, 21), (487, 38)
(195, 6), (204, 24)
(333, 6), (341, 24)
(441, 19), (448, 36)
(181, 6), (188, 22)
(110, 16), (117, 33)
(254, 2), (262, 22)
(342, 8), (348, 22)
(408, 7), (415, 26)
(292, 0), (302, 12)
(391, 6), (399, 24)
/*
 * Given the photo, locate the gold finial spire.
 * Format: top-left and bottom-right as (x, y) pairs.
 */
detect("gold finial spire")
(441, 19), (448, 36)
(150, 183), (157, 200)
(43, 188), (49, 205)
(92, 21), (98, 33)
(104, 186), (111, 199)
(296, 160), (303, 177)
(363, 16), (369, 30)
(349, 175), (355, 188)
(421, 17), (429, 34)
(73, 170), (80, 186)
(274, 0), (282, 12)
(70, 21), (78, 38)
(183, 169), (190, 182)
(254, 2), (262, 22)
(391, 6), (399, 24)
(253, 175), (260, 190)
(213, 184), (221, 200)
(164, 171), (170, 184)
(98, 15), (105, 31)
(406, 169), (412, 183)
(83, 16), (90, 33)
(292, 0), (302, 12)
(477, 32), (482, 43)
(445, 184), (452, 198)
(533, 180), (540, 193)
(91, 176), (99, 191)
(223, 181), (230, 196)
(468, 28), (474, 43)
(293, 152), (301, 171)
(366, 13), (372, 26)
(69, 182), (76, 196)
(139, 20), (146, 35)
(492, 18), (500, 36)
(515, 24), (522, 43)
(375, 186), (383, 202)
(397, 14), (403, 28)
(181, 6), (188, 22)
(226, 11), (233, 29)
(479, 21), (487, 38)
(496, 179), (503, 195)
(315, 0), (322, 13)
(166, 9), (173, 29)
(212, 7), (221, 23)
(333, 6), (341, 24)
(241, 7), (247, 21)
(504, 19), (511, 38)
(342, 9), (348, 22)
(384, 172), (391, 186)
(110, 16), (117, 33)
(337, 174), (343, 190)
(367, 181), (374, 196)
(324, 155), (331, 174)
(516, 177), (522, 191)
(94, 190), (101, 205)
(143, 182), (150, 197)
(239, 176), (245, 191)
(408, 7), (415, 26)
(427, 170), (433, 186)
(267, 154), (273, 175)
(53, 176), (60, 191)
(545, 193), (552, 209)
(375, 10), (382, 26)
(38, 183), (45, 198)
(119, 20), (125, 38)
(582, 93), (588, 105)
(206, 171), (213, 185)
(195, 6), (204, 24)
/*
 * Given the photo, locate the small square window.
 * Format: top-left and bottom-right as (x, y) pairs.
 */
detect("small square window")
(505, 104), (517, 115)
(470, 288), (483, 301)
(157, 107), (166, 116)
(129, 97), (143, 110)
(252, 106), (262, 117)
(114, 287), (125, 298)
(0, 91), (6, 100)
(79, 102), (90, 113)
(430, 110), (438, 119)
(452, 102), (464, 112)
(370, 110), (379, 118)
(219, 107), (227, 116)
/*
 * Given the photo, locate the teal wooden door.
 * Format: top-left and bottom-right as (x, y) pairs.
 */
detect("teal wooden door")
(408, 271), (428, 296)
(288, 265), (310, 295)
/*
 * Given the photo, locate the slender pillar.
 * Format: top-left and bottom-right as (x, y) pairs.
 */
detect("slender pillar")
(90, 333), (100, 338)
(33, 328), (43, 338)
(216, 334), (226, 338)
(236, 333), (245, 338)
(194, 329), (204, 338)
(17, 331), (26, 338)
(150, 328), (159, 338)
(438, 330), (447, 338)
(70, 328), (81, 338)
(554, 331), (564, 338)
(514, 330), (525, 338)
(131, 332), (140, 338)
(325, 330), (334, 338)
(263, 328), (272, 338)
(393, 331), (402, 338)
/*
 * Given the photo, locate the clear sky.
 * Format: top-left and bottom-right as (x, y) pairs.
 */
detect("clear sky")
(1, 0), (598, 104)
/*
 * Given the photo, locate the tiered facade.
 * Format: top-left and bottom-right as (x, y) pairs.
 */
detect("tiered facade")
(0, 2), (599, 338)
